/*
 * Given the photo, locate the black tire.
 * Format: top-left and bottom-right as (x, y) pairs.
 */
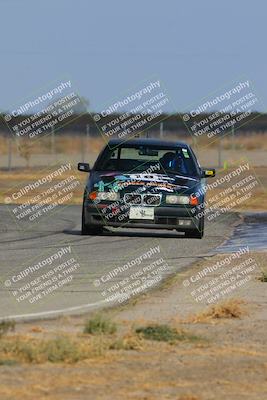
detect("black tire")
(184, 229), (203, 239)
(184, 216), (204, 239)
(81, 208), (103, 235)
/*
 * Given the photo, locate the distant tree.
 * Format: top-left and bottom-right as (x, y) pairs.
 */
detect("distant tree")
(48, 95), (90, 115)
(72, 96), (90, 114)
(78, 96), (90, 111)
(16, 138), (31, 168)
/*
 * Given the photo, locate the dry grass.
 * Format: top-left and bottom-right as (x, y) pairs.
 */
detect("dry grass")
(29, 326), (44, 333)
(0, 315), (205, 365)
(0, 252), (264, 399)
(0, 314), (146, 365)
(1, 132), (266, 156)
(206, 187), (267, 211)
(188, 299), (247, 323)
(189, 132), (267, 150)
(0, 335), (88, 364)
(221, 132), (267, 151)
(109, 332), (143, 350)
(0, 332), (143, 364)
(0, 165), (84, 204)
(0, 134), (104, 155)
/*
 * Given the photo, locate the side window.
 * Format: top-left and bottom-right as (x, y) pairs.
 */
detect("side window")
(188, 148), (201, 176)
(110, 149), (118, 159)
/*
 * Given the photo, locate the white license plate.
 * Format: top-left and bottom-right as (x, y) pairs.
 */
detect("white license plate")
(129, 206), (154, 220)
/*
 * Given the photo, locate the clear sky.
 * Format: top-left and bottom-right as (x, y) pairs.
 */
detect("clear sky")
(0, 0), (266, 113)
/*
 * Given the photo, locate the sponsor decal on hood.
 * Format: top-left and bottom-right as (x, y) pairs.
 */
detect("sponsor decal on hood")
(93, 173), (198, 193)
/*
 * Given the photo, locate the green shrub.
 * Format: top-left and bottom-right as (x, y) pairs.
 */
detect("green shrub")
(0, 359), (18, 366)
(259, 271), (267, 282)
(83, 314), (117, 335)
(136, 324), (200, 343)
(0, 320), (15, 338)
(42, 337), (84, 363)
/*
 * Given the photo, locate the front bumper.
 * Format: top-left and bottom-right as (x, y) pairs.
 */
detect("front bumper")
(84, 203), (201, 230)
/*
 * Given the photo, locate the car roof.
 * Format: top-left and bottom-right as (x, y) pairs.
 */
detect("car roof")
(107, 138), (190, 148)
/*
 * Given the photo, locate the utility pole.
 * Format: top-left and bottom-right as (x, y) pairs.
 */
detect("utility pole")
(160, 122), (163, 139)
(81, 124), (90, 162)
(231, 125), (235, 151)
(86, 124), (90, 142)
(51, 126), (55, 160)
(81, 125), (89, 163)
(86, 124), (90, 159)
(218, 135), (222, 168)
(8, 134), (12, 171)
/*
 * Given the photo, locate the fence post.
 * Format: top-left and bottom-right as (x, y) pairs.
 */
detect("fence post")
(231, 125), (235, 151)
(8, 134), (12, 171)
(218, 135), (222, 168)
(51, 126), (55, 162)
(86, 124), (90, 156)
(160, 122), (163, 138)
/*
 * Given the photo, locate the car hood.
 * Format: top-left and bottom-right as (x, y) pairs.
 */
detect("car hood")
(90, 171), (200, 194)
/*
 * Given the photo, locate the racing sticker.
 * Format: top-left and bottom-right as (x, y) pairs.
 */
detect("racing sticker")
(94, 173), (191, 193)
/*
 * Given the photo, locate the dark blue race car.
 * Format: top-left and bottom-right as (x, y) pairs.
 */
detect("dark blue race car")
(78, 138), (215, 238)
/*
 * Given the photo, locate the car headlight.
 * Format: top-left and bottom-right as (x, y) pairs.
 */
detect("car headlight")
(166, 195), (190, 205)
(95, 192), (120, 201)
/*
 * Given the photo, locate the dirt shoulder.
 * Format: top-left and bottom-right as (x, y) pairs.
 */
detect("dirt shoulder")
(0, 250), (266, 400)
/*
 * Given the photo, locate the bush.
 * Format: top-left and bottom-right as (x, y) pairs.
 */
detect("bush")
(83, 314), (117, 335)
(42, 337), (84, 363)
(136, 324), (200, 343)
(259, 271), (267, 282)
(0, 320), (15, 338)
(189, 299), (247, 323)
(0, 336), (88, 364)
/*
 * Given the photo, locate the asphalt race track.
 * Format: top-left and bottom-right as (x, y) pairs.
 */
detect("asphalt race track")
(0, 204), (240, 321)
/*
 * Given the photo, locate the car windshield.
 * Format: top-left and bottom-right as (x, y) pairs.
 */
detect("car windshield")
(96, 145), (199, 177)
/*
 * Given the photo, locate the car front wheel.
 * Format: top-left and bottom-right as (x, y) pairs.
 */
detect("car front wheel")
(81, 208), (103, 235)
(184, 216), (204, 239)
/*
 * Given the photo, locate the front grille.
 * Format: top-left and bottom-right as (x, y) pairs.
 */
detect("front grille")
(124, 193), (162, 207)
(143, 194), (161, 206)
(124, 193), (142, 205)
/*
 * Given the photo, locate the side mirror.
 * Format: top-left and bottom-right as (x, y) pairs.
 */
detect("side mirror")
(78, 162), (91, 172)
(202, 168), (216, 178)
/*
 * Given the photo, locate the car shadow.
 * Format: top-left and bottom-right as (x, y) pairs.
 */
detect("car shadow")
(63, 228), (185, 239)
(63, 229), (82, 236)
